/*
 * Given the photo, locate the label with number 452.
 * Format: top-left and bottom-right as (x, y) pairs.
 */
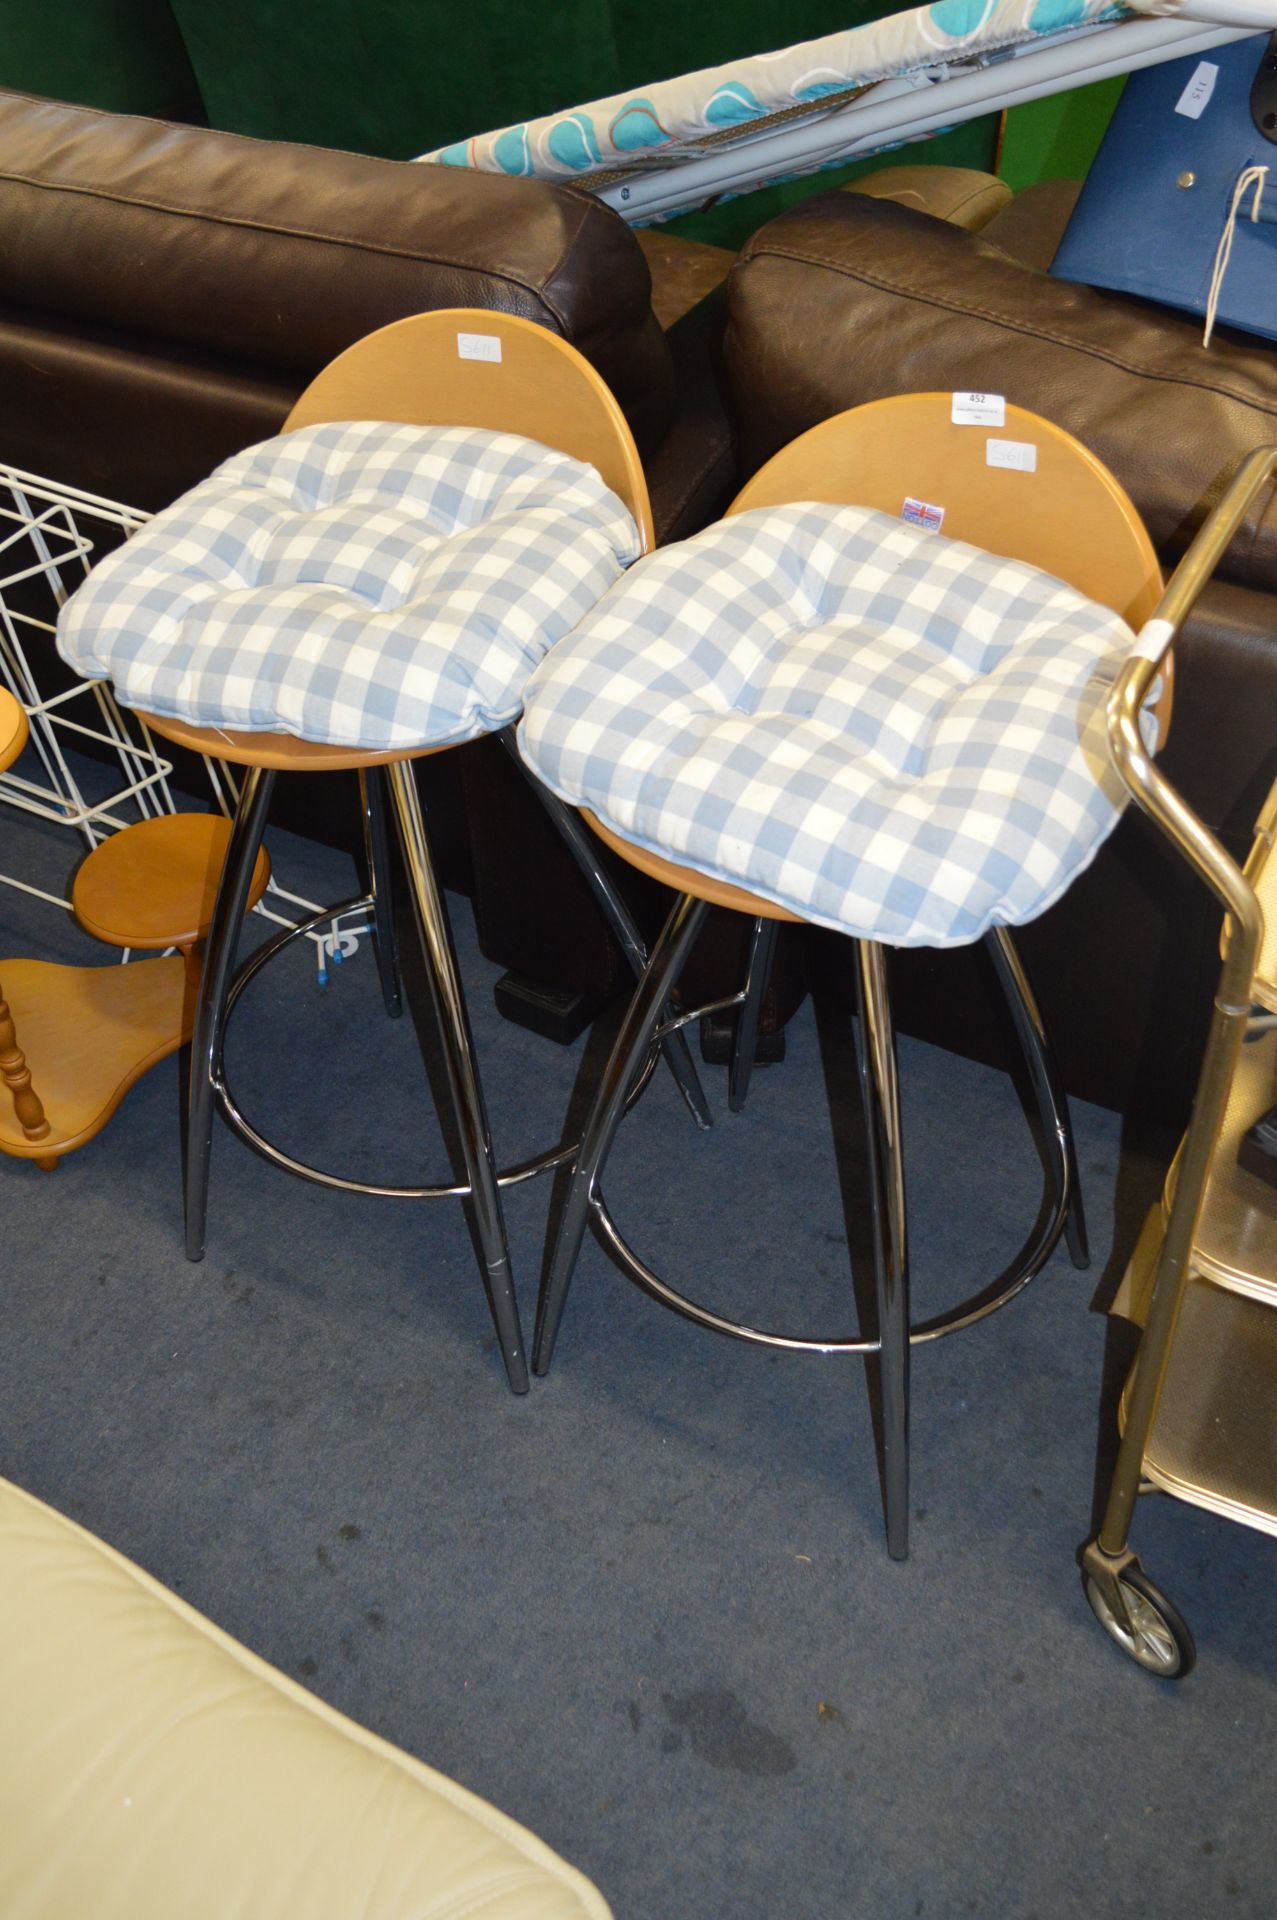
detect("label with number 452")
(951, 392), (1005, 428)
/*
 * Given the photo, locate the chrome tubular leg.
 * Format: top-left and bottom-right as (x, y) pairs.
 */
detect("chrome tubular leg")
(360, 766), (402, 1020)
(985, 927), (1089, 1272)
(185, 766), (276, 1262)
(534, 892), (711, 1376)
(385, 760), (528, 1395)
(728, 916), (778, 1114)
(855, 939), (911, 1561)
(498, 731), (711, 1129)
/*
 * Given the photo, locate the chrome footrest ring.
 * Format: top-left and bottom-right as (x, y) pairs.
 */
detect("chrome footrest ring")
(589, 1159), (1071, 1354)
(213, 896), (661, 1198)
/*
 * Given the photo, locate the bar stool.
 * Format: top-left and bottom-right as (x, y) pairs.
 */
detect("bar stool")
(56, 310), (707, 1393)
(518, 394), (1168, 1546)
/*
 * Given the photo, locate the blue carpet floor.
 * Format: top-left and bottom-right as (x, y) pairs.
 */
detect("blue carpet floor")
(2, 797), (1275, 1920)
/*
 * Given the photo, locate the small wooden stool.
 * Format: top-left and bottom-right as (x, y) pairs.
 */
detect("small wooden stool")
(1, 690), (271, 1169)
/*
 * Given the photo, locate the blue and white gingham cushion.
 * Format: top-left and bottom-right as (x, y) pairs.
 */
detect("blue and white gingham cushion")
(57, 421), (641, 752)
(519, 503), (1144, 948)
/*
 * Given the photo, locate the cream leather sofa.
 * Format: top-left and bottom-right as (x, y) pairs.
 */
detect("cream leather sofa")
(0, 1476), (610, 1919)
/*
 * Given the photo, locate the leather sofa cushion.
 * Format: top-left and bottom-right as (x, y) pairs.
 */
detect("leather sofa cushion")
(725, 192), (1277, 590)
(0, 90), (673, 454)
(0, 1473), (610, 1919)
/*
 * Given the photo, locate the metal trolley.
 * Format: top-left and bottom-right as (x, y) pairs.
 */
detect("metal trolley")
(1083, 446), (1277, 1679)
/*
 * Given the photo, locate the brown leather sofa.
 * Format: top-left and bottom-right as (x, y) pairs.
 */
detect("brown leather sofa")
(0, 90), (728, 536)
(722, 182), (1277, 1117)
(0, 87), (748, 1015)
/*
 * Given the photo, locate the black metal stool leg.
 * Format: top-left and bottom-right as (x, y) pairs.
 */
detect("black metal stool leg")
(534, 892), (711, 1375)
(498, 732), (711, 1130)
(384, 760), (528, 1395)
(985, 927), (1089, 1272)
(728, 916), (779, 1114)
(185, 766), (276, 1262)
(854, 938), (911, 1561)
(360, 767), (403, 1020)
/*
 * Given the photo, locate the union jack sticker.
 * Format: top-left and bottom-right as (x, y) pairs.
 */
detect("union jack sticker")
(901, 496), (945, 533)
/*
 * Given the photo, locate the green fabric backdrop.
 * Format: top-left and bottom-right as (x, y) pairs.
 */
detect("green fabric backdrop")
(167, 0), (622, 160)
(164, 0), (971, 161)
(998, 76), (1124, 193)
(157, 0), (998, 245)
(0, 0), (196, 115)
(0, 1), (1116, 252)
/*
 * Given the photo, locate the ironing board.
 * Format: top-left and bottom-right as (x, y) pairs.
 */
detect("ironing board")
(421, 0), (1265, 224)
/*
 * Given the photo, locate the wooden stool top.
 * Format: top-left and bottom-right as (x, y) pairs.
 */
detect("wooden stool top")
(0, 689), (27, 774)
(73, 815), (270, 952)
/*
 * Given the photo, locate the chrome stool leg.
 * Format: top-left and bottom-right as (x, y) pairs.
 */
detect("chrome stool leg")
(534, 892), (711, 1374)
(855, 939), (911, 1561)
(360, 767), (402, 1021)
(385, 761), (528, 1395)
(185, 765), (276, 1263)
(985, 927), (1089, 1272)
(498, 732), (711, 1130)
(728, 916), (778, 1114)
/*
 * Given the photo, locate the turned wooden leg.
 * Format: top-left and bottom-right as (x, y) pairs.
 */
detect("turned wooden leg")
(0, 976), (52, 1148)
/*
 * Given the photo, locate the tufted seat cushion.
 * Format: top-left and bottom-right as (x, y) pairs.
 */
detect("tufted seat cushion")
(57, 421), (641, 753)
(519, 503), (1141, 948)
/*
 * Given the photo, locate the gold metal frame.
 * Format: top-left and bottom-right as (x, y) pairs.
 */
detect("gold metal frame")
(1084, 447), (1277, 1654)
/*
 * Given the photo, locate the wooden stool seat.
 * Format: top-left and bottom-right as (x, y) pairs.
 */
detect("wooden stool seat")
(0, 955), (193, 1162)
(73, 815), (271, 952)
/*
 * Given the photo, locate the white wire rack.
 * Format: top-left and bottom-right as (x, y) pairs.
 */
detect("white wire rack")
(0, 462), (367, 980)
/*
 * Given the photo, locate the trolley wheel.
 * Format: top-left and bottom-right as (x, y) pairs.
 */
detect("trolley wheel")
(1085, 1565), (1196, 1679)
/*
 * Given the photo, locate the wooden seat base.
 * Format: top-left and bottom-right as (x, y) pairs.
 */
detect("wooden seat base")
(583, 810), (803, 924)
(136, 713), (438, 773)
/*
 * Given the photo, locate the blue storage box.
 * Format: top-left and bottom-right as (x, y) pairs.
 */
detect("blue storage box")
(1052, 33), (1277, 346)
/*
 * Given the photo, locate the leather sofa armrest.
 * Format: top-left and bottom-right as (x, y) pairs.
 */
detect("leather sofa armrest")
(842, 164), (1012, 232)
(0, 89), (675, 457)
(725, 190), (1277, 590)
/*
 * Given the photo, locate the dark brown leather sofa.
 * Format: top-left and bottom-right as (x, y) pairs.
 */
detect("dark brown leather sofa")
(0, 90), (729, 534)
(0, 88), (749, 1017)
(723, 182), (1277, 1117)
